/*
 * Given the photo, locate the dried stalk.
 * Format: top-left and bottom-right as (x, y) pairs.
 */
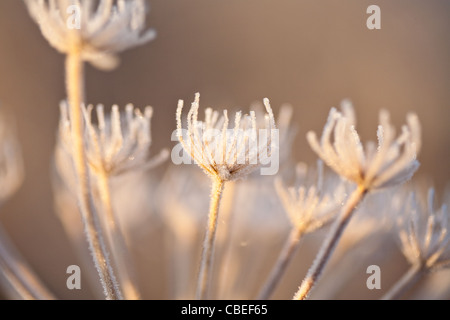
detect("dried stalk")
(293, 185), (367, 300)
(96, 167), (141, 300)
(196, 178), (225, 300)
(381, 264), (425, 300)
(66, 44), (121, 300)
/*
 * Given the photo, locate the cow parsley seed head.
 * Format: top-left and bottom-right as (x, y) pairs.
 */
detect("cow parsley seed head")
(58, 101), (168, 176)
(25, 0), (156, 70)
(307, 100), (421, 190)
(275, 161), (347, 233)
(176, 93), (278, 182)
(396, 188), (450, 271)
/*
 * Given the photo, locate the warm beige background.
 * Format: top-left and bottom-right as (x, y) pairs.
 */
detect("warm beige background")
(0, 0), (449, 299)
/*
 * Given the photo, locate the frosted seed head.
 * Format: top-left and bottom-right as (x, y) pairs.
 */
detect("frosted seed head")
(57, 102), (167, 177)
(24, 0), (156, 70)
(308, 103), (421, 190)
(275, 162), (344, 232)
(175, 93), (278, 181)
(395, 186), (450, 270)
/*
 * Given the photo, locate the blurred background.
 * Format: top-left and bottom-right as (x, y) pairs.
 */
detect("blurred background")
(0, 0), (449, 299)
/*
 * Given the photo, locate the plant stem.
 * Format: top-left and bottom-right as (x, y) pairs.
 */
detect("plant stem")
(257, 227), (303, 300)
(293, 185), (367, 300)
(96, 168), (141, 300)
(0, 224), (55, 300)
(381, 264), (425, 300)
(66, 47), (121, 300)
(196, 177), (225, 300)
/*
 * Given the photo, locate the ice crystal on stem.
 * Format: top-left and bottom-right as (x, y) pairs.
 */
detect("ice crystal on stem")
(294, 100), (421, 300)
(24, 0), (156, 70)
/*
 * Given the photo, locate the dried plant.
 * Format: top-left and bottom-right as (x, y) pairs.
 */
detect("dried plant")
(294, 100), (421, 300)
(58, 101), (169, 180)
(24, 0), (156, 300)
(382, 187), (450, 299)
(311, 187), (396, 299)
(176, 92), (277, 299)
(176, 93), (277, 183)
(58, 101), (168, 299)
(0, 0), (445, 303)
(306, 100), (421, 190)
(24, 0), (156, 70)
(256, 161), (347, 299)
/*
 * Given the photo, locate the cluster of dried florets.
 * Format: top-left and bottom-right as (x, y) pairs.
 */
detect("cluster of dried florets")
(24, 0), (156, 70)
(176, 93), (278, 182)
(307, 100), (421, 190)
(58, 101), (168, 177)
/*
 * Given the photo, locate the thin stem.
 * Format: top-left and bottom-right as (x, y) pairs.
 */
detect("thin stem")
(96, 168), (141, 300)
(293, 185), (367, 300)
(257, 227), (303, 300)
(196, 177), (225, 300)
(0, 224), (55, 300)
(66, 47), (121, 300)
(381, 264), (425, 300)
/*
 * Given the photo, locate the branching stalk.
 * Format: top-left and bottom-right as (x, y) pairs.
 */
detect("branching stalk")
(196, 177), (225, 300)
(293, 185), (367, 300)
(96, 167), (141, 300)
(66, 43), (121, 300)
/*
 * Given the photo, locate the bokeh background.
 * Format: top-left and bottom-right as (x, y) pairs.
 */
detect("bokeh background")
(0, 0), (449, 299)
